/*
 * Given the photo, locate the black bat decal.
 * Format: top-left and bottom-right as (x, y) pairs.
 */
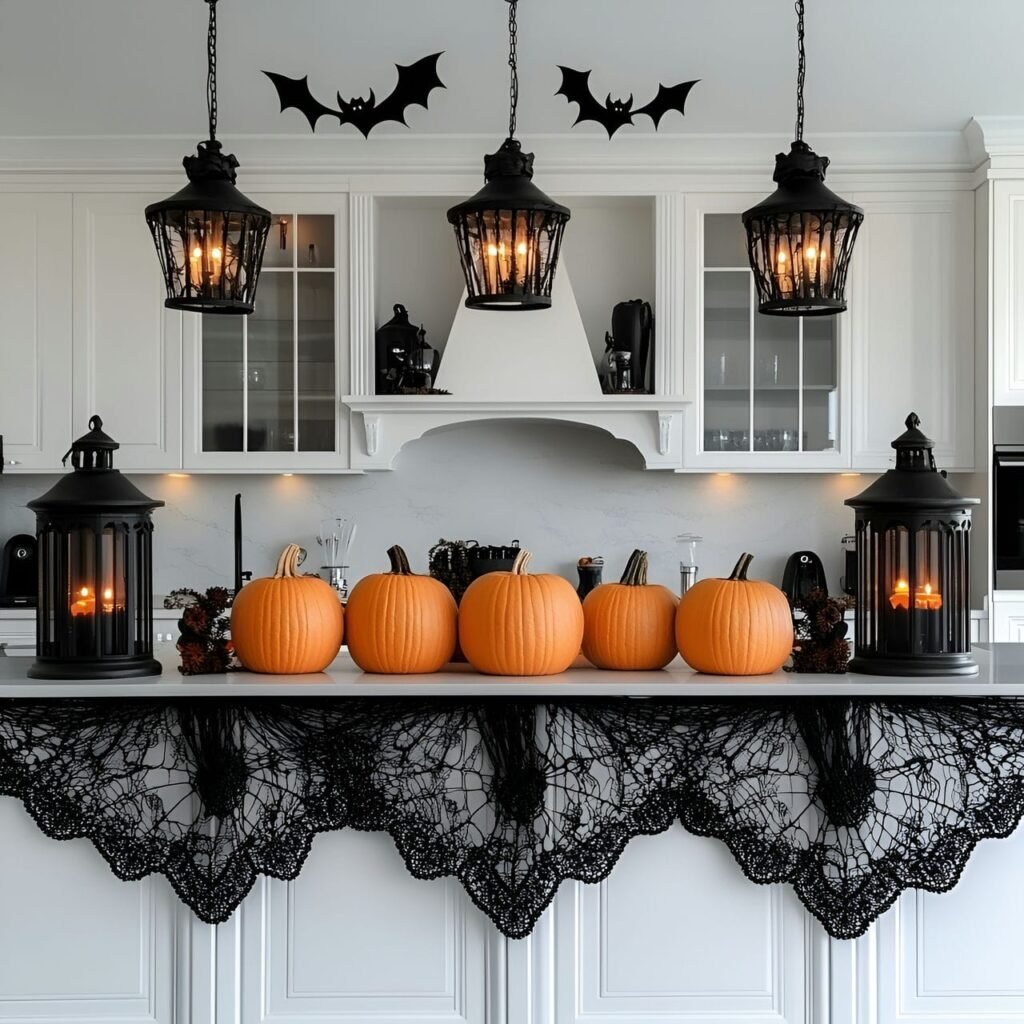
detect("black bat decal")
(556, 67), (699, 138)
(264, 53), (445, 139)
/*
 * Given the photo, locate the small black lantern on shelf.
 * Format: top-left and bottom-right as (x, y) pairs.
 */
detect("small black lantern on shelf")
(28, 417), (165, 680)
(845, 413), (978, 677)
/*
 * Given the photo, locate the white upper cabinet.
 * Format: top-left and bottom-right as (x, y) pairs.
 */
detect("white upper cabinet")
(0, 194), (72, 472)
(991, 180), (1024, 407)
(182, 194), (350, 472)
(848, 191), (975, 470)
(72, 193), (182, 471)
(684, 190), (975, 472)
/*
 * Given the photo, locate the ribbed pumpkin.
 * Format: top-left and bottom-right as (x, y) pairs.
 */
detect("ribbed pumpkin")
(346, 545), (457, 674)
(582, 550), (679, 670)
(676, 552), (793, 675)
(459, 550), (584, 676)
(231, 543), (344, 674)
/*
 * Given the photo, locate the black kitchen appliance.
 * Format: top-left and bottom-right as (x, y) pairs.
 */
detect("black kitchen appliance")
(781, 550), (828, 607)
(993, 408), (1024, 589)
(0, 534), (37, 607)
(840, 534), (857, 597)
(602, 299), (654, 393)
(375, 304), (440, 394)
(468, 540), (521, 579)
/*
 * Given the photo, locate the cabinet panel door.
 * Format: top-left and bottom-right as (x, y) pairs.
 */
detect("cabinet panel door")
(0, 799), (181, 1024)
(73, 194), (182, 470)
(0, 194), (72, 471)
(849, 822), (1024, 1024)
(224, 830), (498, 1024)
(849, 194), (974, 470)
(993, 183), (1024, 405)
(531, 827), (823, 1024)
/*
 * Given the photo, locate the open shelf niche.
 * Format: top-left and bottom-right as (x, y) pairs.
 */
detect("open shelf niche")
(343, 192), (688, 470)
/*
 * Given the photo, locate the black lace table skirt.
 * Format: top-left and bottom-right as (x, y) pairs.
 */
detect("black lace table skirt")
(2, 696), (1023, 940)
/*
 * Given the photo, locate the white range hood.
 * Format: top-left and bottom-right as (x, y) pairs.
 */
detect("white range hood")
(344, 260), (687, 471)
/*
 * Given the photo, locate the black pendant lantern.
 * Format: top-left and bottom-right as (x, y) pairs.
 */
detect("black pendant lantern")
(742, 0), (863, 317)
(145, 0), (270, 315)
(845, 414), (978, 677)
(447, 0), (570, 311)
(28, 417), (164, 680)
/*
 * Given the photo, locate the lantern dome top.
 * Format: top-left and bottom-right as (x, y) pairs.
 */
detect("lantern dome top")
(845, 412), (979, 510)
(29, 416), (164, 514)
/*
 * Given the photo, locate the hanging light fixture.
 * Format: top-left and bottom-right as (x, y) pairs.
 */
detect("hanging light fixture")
(742, 0), (863, 317)
(145, 0), (271, 315)
(447, 0), (570, 311)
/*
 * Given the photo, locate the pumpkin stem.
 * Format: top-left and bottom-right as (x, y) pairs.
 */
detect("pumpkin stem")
(387, 545), (413, 575)
(511, 549), (533, 575)
(620, 549), (649, 586)
(728, 552), (755, 581)
(274, 543), (304, 579)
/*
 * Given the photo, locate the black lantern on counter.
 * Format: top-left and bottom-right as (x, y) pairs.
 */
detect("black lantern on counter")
(28, 417), (164, 680)
(145, 0), (270, 314)
(446, 1), (570, 311)
(845, 413), (978, 677)
(742, 0), (862, 316)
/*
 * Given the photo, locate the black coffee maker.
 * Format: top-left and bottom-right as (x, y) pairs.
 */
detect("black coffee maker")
(0, 534), (37, 607)
(602, 299), (654, 393)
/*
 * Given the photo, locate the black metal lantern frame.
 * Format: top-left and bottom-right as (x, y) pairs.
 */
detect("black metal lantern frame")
(742, 0), (863, 316)
(28, 418), (164, 680)
(447, 1), (570, 311)
(145, 0), (270, 315)
(846, 414), (979, 677)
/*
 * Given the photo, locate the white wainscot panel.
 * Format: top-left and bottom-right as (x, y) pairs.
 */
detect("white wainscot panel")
(863, 821), (1024, 1024)
(539, 826), (822, 1024)
(0, 798), (179, 1024)
(229, 830), (498, 1024)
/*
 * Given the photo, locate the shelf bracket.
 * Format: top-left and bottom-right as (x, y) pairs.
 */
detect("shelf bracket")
(363, 414), (382, 458)
(658, 412), (674, 457)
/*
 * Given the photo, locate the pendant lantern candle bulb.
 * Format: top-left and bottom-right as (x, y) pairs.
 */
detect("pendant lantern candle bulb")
(447, 0), (570, 311)
(145, 0), (270, 315)
(741, 0), (862, 316)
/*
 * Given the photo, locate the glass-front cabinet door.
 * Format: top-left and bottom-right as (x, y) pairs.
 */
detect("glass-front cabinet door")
(183, 196), (348, 470)
(693, 204), (844, 468)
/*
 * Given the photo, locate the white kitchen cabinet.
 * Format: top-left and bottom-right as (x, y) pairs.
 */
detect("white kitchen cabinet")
(0, 194), (73, 472)
(72, 193), (183, 471)
(992, 180), (1024, 406)
(848, 192), (975, 470)
(683, 194), (847, 472)
(182, 194), (351, 473)
(990, 594), (1024, 641)
(683, 191), (975, 472)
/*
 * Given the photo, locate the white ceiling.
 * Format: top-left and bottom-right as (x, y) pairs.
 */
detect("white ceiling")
(1, 0), (1021, 139)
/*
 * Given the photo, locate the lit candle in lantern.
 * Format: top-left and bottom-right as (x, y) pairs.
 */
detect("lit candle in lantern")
(189, 243), (224, 289)
(71, 585), (96, 617)
(775, 247), (794, 297)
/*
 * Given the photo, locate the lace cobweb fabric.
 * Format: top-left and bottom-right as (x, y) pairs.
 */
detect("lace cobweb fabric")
(1, 697), (1024, 938)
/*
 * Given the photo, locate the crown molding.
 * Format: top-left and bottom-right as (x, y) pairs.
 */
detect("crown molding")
(0, 130), (976, 185)
(967, 117), (1024, 177)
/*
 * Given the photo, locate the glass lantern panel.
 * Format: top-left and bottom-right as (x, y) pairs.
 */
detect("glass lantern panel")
(297, 273), (336, 452)
(68, 526), (98, 657)
(881, 524), (912, 655)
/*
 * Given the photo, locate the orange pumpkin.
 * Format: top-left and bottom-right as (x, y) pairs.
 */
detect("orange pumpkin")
(582, 550), (679, 670)
(231, 543), (344, 674)
(346, 545), (457, 674)
(459, 550), (584, 676)
(676, 552), (793, 675)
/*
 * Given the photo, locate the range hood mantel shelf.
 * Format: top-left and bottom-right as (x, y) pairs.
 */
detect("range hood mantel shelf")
(342, 395), (690, 470)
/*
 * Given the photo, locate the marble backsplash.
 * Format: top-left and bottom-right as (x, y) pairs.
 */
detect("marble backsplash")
(0, 420), (983, 603)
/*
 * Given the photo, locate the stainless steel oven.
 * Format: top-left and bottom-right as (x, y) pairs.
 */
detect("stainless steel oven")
(993, 409), (1024, 588)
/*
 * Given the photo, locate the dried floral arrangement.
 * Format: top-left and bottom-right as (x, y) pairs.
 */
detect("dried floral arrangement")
(165, 587), (239, 675)
(789, 588), (852, 674)
(428, 539), (475, 604)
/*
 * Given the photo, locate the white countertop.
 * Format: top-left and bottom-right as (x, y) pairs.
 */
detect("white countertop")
(0, 645), (1021, 698)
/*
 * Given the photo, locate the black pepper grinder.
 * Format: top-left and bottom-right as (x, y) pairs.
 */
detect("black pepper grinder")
(576, 557), (604, 600)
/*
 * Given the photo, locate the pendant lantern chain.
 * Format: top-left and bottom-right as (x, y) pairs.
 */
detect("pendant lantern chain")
(507, 0), (519, 139)
(794, 0), (805, 142)
(206, 0), (219, 141)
